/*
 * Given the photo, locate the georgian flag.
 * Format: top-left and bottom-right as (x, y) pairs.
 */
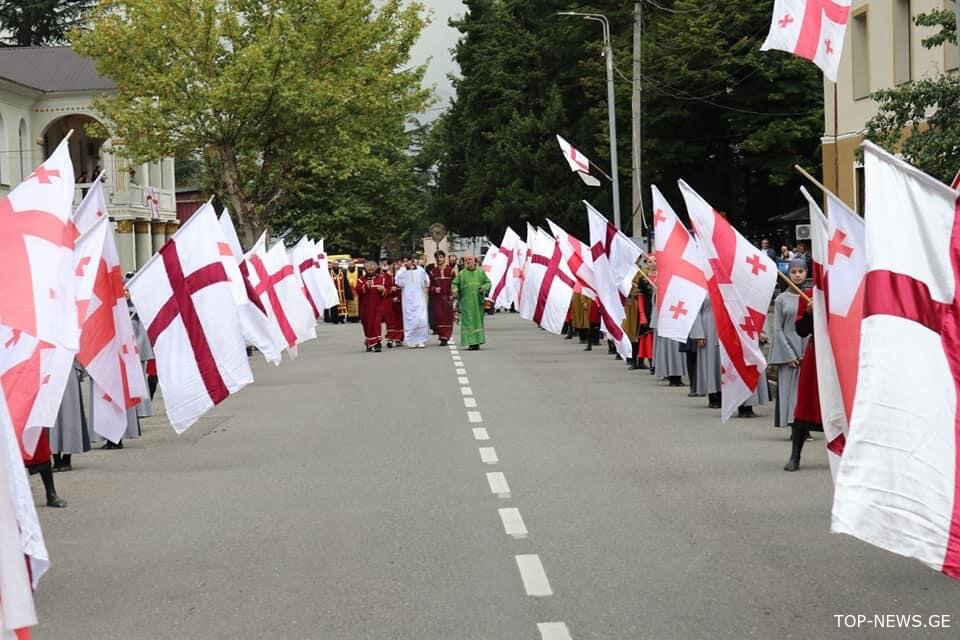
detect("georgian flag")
(679, 180), (776, 422)
(650, 185), (708, 343)
(556, 135), (601, 187)
(760, 0), (851, 82)
(832, 142), (960, 580)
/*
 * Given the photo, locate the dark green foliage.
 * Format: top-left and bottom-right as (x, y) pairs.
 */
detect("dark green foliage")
(0, 1), (92, 46)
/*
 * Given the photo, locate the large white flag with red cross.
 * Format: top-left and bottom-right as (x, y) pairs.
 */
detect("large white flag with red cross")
(519, 228), (576, 334)
(679, 180), (776, 422)
(128, 205), (253, 434)
(485, 228), (521, 309)
(312, 239), (340, 311)
(217, 210), (284, 365)
(761, 0), (851, 82)
(292, 236), (326, 320)
(586, 202), (642, 360)
(832, 142), (960, 580)
(651, 186), (708, 343)
(244, 235), (317, 357)
(547, 219), (598, 299)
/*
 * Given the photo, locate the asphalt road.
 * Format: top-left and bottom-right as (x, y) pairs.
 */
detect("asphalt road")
(31, 313), (959, 639)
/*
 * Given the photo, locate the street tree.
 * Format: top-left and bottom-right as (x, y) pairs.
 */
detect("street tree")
(0, 0), (93, 46)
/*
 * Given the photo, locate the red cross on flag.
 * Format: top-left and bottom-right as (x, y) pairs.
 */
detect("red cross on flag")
(73, 214), (149, 444)
(481, 243), (499, 276)
(801, 186), (865, 476)
(292, 236), (328, 320)
(831, 142), (960, 580)
(217, 210), (284, 365)
(519, 228), (576, 334)
(486, 227), (523, 310)
(127, 205), (253, 434)
(72, 174), (108, 235)
(244, 234), (317, 358)
(547, 219), (598, 299)
(516, 224), (538, 315)
(586, 202), (643, 360)
(651, 185), (709, 343)
(679, 180), (776, 422)
(760, 0), (851, 82)
(556, 135), (601, 187)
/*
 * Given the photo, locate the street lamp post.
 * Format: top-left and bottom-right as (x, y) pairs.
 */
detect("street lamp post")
(558, 11), (621, 230)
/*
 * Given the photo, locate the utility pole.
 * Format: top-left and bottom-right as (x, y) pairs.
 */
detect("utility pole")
(631, 1), (644, 237)
(955, 0), (959, 63)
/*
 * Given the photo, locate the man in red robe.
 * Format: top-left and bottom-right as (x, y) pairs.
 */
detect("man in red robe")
(356, 260), (390, 352)
(384, 260), (404, 347)
(429, 250), (456, 345)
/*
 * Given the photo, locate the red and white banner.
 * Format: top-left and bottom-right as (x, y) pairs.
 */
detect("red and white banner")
(679, 180), (776, 421)
(313, 239), (340, 311)
(218, 210), (284, 365)
(128, 205), (253, 433)
(72, 174), (108, 234)
(651, 185), (708, 342)
(547, 219), (598, 298)
(556, 134), (601, 187)
(519, 228), (576, 334)
(832, 142), (960, 579)
(586, 202), (642, 360)
(760, 0), (851, 82)
(292, 236), (326, 320)
(481, 243), (499, 278)
(516, 224), (538, 316)
(245, 235), (317, 356)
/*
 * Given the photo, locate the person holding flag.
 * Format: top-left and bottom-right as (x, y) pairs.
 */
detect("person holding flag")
(768, 259), (809, 429)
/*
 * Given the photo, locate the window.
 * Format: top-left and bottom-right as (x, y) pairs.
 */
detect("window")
(855, 164), (865, 216)
(852, 9), (870, 99)
(893, 0), (912, 85)
(17, 119), (27, 182)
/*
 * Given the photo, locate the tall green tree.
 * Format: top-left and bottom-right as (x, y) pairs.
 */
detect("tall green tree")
(0, 0), (92, 46)
(864, 10), (959, 184)
(73, 0), (432, 247)
(430, 0), (824, 241)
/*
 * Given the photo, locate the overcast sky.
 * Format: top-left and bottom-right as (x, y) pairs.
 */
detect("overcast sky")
(409, 0), (466, 120)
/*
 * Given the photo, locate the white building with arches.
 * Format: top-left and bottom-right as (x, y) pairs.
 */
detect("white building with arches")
(0, 46), (178, 272)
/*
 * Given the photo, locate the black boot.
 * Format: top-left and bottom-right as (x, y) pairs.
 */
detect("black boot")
(148, 375), (159, 401)
(738, 405), (757, 418)
(39, 463), (66, 507)
(707, 392), (721, 409)
(606, 339), (616, 354)
(584, 340), (592, 351)
(53, 453), (72, 472)
(668, 376), (684, 387)
(627, 342), (639, 370)
(784, 423), (809, 471)
(562, 322), (571, 338)
(374, 342), (382, 352)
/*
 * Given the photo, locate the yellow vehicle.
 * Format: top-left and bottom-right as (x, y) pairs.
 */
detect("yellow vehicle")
(327, 254), (352, 267)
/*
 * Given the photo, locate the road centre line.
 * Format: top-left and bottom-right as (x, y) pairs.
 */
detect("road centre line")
(515, 555), (553, 596)
(464, 398), (477, 408)
(456, 368), (467, 375)
(460, 387), (473, 396)
(486, 472), (511, 498)
(498, 507), (528, 539)
(472, 427), (489, 441)
(537, 622), (572, 640)
(467, 411), (482, 423)
(458, 376), (469, 384)
(479, 447), (498, 465)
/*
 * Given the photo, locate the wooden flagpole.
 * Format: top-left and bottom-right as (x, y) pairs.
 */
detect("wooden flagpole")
(777, 270), (811, 304)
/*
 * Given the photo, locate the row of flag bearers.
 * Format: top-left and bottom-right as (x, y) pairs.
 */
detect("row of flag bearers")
(485, 144), (960, 583)
(0, 137), (350, 638)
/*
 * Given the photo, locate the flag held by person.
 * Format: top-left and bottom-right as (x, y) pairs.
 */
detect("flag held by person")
(547, 219), (598, 299)
(832, 142), (960, 580)
(650, 186), (708, 343)
(127, 204), (253, 434)
(586, 202), (642, 360)
(556, 134), (601, 187)
(520, 228), (576, 334)
(679, 181), (776, 422)
(760, 0), (851, 82)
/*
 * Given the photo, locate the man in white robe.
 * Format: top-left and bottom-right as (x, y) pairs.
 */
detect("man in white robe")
(395, 258), (430, 348)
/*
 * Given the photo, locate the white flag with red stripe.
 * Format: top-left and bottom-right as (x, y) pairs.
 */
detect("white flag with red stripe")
(485, 228), (523, 309)
(556, 134), (601, 187)
(128, 205), (253, 434)
(651, 186), (708, 342)
(679, 180), (776, 421)
(75, 216), (149, 444)
(72, 174), (108, 234)
(586, 202), (641, 360)
(516, 224), (538, 318)
(245, 236), (317, 357)
(760, 0), (851, 82)
(832, 142), (960, 579)
(217, 210), (284, 365)
(312, 239), (340, 310)
(481, 243), (499, 278)
(292, 236), (326, 319)
(547, 219), (598, 299)
(519, 229), (576, 334)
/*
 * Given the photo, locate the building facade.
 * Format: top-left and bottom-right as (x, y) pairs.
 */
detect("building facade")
(822, 0), (958, 211)
(0, 47), (177, 273)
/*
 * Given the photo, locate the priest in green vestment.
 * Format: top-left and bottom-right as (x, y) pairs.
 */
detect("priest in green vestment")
(451, 255), (492, 350)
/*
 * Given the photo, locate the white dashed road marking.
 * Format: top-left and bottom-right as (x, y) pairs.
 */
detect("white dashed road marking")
(515, 554), (553, 596)
(464, 398), (477, 408)
(467, 411), (482, 423)
(486, 472), (511, 498)
(460, 387), (473, 396)
(458, 376), (469, 384)
(456, 368), (467, 375)
(538, 622), (572, 640)
(479, 447), (498, 465)
(472, 427), (490, 441)
(498, 507), (528, 539)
